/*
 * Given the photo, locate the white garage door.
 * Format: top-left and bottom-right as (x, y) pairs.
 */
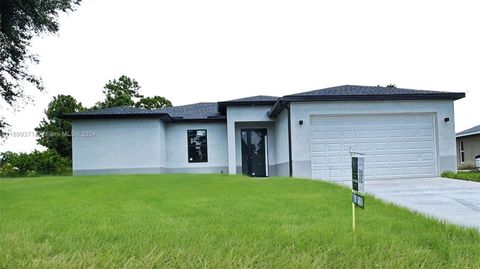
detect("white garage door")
(310, 114), (437, 181)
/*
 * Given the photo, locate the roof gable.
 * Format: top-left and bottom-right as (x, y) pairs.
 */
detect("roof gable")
(268, 85), (465, 117)
(217, 95), (279, 114)
(286, 85), (464, 98)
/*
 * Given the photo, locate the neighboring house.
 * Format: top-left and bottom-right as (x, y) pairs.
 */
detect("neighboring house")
(456, 124), (480, 169)
(63, 85), (464, 182)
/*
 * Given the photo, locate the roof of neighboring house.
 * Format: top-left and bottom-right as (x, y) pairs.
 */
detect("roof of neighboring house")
(217, 95), (279, 114)
(456, 124), (480, 138)
(268, 85), (465, 117)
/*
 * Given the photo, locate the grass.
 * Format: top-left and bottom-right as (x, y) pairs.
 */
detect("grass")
(442, 171), (480, 183)
(1, 174), (479, 268)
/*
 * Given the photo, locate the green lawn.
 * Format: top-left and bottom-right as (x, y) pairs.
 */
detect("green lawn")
(442, 171), (480, 182)
(1, 174), (479, 268)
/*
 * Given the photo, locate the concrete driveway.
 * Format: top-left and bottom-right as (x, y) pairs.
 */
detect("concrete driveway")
(342, 178), (480, 230)
(350, 177), (480, 230)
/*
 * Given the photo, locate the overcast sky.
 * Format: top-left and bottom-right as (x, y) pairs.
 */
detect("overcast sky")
(2, 0), (479, 152)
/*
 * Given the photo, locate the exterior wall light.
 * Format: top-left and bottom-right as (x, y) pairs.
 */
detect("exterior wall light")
(299, 120), (304, 125)
(444, 117), (450, 122)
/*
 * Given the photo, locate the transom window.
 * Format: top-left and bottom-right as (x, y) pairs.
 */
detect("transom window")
(187, 129), (208, 163)
(460, 140), (465, 163)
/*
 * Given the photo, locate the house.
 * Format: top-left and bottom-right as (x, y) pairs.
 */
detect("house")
(63, 85), (465, 181)
(456, 124), (480, 169)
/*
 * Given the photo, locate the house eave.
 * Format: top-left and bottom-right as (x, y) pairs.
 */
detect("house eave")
(60, 113), (174, 122)
(60, 113), (227, 123)
(217, 101), (278, 114)
(456, 131), (480, 138)
(282, 93), (466, 102)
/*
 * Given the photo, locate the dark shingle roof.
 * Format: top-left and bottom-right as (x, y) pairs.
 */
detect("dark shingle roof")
(267, 85), (465, 117)
(223, 95), (279, 102)
(456, 124), (480, 138)
(61, 103), (225, 122)
(153, 102), (223, 120)
(62, 85), (465, 121)
(286, 85), (463, 98)
(68, 106), (153, 116)
(217, 95), (279, 114)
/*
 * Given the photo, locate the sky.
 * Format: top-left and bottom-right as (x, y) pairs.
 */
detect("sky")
(1, 0), (480, 152)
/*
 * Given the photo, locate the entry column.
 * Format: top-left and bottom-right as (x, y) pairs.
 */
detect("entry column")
(227, 120), (236, 174)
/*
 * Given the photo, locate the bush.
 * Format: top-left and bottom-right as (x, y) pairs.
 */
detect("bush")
(0, 150), (71, 177)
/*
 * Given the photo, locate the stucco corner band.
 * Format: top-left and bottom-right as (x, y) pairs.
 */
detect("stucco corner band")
(166, 166), (229, 174)
(73, 167), (167, 176)
(73, 166), (232, 176)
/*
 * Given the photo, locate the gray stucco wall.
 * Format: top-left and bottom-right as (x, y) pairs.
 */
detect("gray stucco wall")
(165, 122), (228, 174)
(289, 100), (458, 179)
(72, 119), (228, 175)
(274, 109), (290, 176)
(72, 118), (166, 175)
(226, 106), (275, 175)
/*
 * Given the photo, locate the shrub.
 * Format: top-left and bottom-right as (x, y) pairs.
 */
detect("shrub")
(0, 150), (71, 177)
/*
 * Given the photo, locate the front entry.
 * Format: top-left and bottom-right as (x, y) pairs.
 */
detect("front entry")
(241, 128), (268, 177)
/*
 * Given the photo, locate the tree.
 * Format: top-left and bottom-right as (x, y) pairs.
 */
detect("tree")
(0, 119), (8, 139)
(386, 84), (397, 88)
(0, 0), (82, 137)
(95, 75), (172, 109)
(35, 94), (84, 158)
(135, 96), (172, 109)
(95, 75), (143, 108)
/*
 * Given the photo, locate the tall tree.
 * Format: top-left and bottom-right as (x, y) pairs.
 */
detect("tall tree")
(35, 94), (84, 158)
(135, 96), (172, 109)
(95, 75), (172, 109)
(0, 0), (82, 137)
(95, 75), (143, 109)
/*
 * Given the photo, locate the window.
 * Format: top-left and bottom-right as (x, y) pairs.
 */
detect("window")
(460, 140), (465, 163)
(187, 129), (208, 163)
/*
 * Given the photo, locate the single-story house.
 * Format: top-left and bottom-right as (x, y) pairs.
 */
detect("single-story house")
(456, 124), (480, 169)
(63, 85), (465, 181)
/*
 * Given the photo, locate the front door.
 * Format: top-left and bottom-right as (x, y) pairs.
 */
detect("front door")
(241, 128), (268, 177)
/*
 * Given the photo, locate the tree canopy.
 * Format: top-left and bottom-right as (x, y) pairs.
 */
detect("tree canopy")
(94, 75), (143, 109)
(135, 96), (172, 109)
(95, 75), (172, 109)
(0, 0), (82, 136)
(35, 94), (84, 158)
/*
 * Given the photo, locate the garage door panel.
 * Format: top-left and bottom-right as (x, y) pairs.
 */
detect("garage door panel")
(419, 128), (433, 136)
(310, 114), (436, 181)
(420, 153), (435, 161)
(311, 143), (326, 152)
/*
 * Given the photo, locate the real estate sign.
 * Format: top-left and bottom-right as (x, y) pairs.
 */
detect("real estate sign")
(351, 156), (365, 193)
(351, 156), (365, 210)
